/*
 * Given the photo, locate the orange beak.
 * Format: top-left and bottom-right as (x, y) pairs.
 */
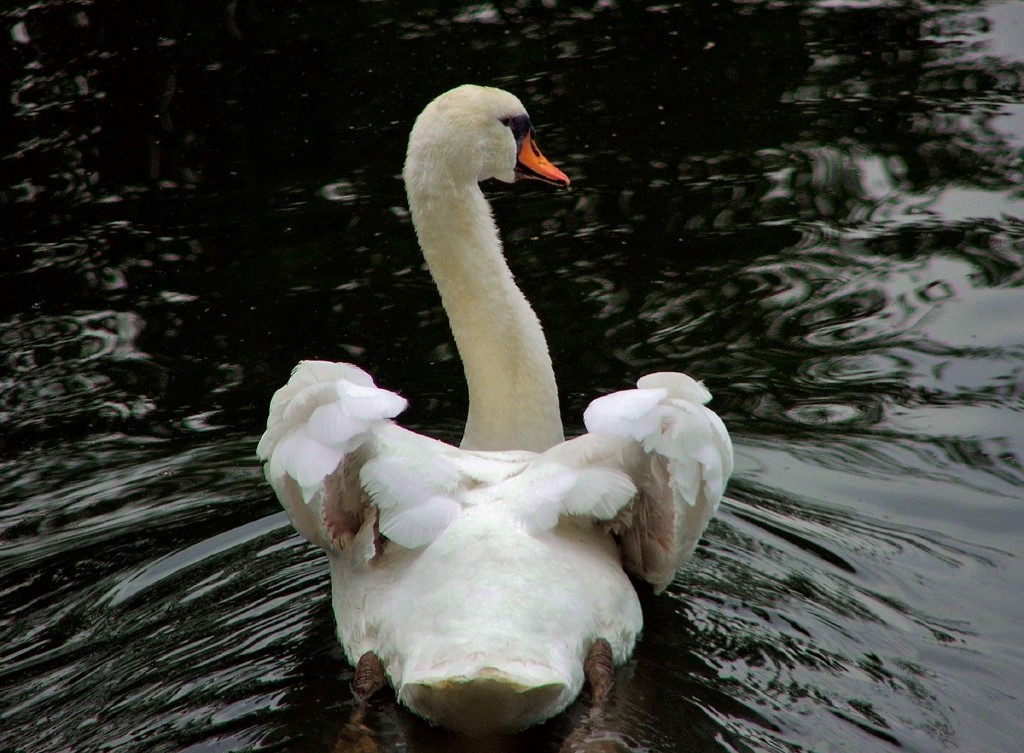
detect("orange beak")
(515, 131), (570, 187)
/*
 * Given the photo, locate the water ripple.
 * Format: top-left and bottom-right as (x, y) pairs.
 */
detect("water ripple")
(2, 2), (1023, 752)
(660, 479), (1002, 752)
(0, 435), (326, 753)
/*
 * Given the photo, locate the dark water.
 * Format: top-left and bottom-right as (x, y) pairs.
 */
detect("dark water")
(2, 1), (1022, 751)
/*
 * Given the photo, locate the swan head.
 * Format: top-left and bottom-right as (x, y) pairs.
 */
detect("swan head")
(405, 84), (569, 191)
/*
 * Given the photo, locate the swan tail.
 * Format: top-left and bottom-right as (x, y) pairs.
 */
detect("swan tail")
(583, 371), (734, 591)
(397, 661), (575, 735)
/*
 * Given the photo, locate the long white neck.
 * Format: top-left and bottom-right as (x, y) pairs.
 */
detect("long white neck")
(406, 178), (563, 452)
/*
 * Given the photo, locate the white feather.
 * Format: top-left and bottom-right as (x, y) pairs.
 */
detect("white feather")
(337, 379), (408, 421)
(361, 455), (446, 511)
(561, 467), (637, 520)
(259, 362), (410, 508)
(306, 402), (372, 448)
(499, 468), (579, 533)
(579, 373), (734, 588)
(582, 387), (667, 440)
(266, 426), (337, 487)
(378, 495), (462, 549)
(637, 371), (711, 404)
(280, 381), (336, 425)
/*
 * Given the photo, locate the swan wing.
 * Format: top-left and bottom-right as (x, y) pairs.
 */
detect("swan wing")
(581, 372), (734, 592)
(491, 433), (639, 533)
(258, 361), (531, 557)
(360, 423), (531, 548)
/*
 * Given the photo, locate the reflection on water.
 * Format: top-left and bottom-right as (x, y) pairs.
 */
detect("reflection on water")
(2, 1), (1023, 752)
(1, 310), (157, 431)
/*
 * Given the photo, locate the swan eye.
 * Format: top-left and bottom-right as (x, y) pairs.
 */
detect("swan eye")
(503, 114), (532, 144)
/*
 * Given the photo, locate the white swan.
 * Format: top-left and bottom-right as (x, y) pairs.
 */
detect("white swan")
(257, 85), (733, 736)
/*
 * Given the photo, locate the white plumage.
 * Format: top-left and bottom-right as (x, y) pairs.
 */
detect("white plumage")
(258, 85), (733, 735)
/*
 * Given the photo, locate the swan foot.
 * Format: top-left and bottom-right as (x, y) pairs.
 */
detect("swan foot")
(352, 651), (385, 716)
(332, 719), (379, 753)
(333, 653), (385, 753)
(557, 639), (626, 753)
(558, 721), (632, 753)
(583, 638), (614, 709)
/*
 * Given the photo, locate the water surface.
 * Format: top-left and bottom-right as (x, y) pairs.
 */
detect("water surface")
(2, 2), (1022, 752)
